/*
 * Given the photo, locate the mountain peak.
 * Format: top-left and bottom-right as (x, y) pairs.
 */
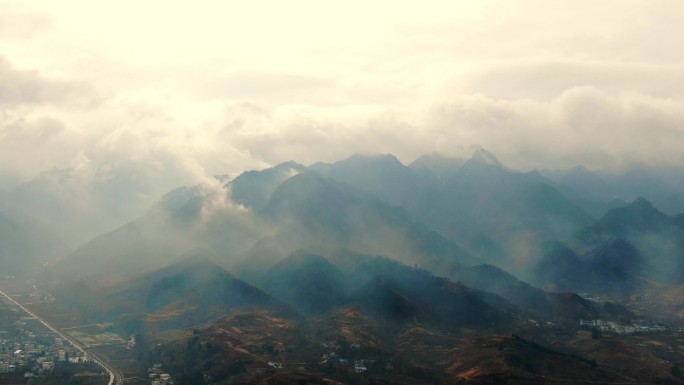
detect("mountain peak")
(630, 196), (654, 209)
(409, 153), (467, 182)
(273, 160), (306, 171)
(596, 196), (669, 235)
(606, 196), (663, 219)
(345, 153), (404, 167)
(571, 165), (591, 173)
(229, 161), (307, 209)
(467, 145), (503, 167)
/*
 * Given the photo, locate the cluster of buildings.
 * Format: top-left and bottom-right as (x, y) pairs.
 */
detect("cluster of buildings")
(580, 319), (681, 334)
(319, 341), (360, 365)
(147, 363), (173, 385)
(0, 304), (90, 379)
(353, 360), (368, 373)
(316, 342), (387, 374)
(526, 319), (556, 327)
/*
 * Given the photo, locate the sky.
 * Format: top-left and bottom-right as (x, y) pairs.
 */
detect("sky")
(2, 0), (684, 197)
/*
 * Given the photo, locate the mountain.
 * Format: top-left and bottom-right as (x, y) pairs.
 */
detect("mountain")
(543, 165), (684, 216)
(349, 271), (516, 333)
(311, 153), (509, 264)
(443, 334), (664, 385)
(310, 153), (438, 210)
(532, 241), (586, 292)
(451, 263), (557, 317)
(590, 196), (672, 237)
(257, 251), (348, 314)
(12, 151), (684, 385)
(408, 153), (466, 182)
(141, 255), (527, 384)
(253, 248), (527, 333)
(149, 308), (311, 385)
(92, 258), (288, 332)
(443, 153), (592, 231)
(468, 145), (505, 167)
(531, 197), (684, 295)
(540, 165), (614, 202)
(577, 197), (684, 283)
(533, 239), (645, 297)
(50, 151), (597, 298)
(51, 183), (266, 279)
(257, 171), (477, 270)
(141, 251), (647, 385)
(0, 161), (185, 272)
(432, 151), (594, 272)
(661, 193), (684, 217)
(490, 182), (594, 242)
(229, 161), (306, 210)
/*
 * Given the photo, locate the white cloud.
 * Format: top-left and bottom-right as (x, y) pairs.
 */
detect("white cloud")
(0, 1), (51, 39)
(427, 87), (684, 170)
(0, 55), (97, 107)
(0, 0), (683, 215)
(457, 59), (684, 100)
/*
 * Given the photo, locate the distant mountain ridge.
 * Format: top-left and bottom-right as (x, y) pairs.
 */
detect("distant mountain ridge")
(41, 149), (684, 312)
(534, 197), (684, 294)
(10, 148), (684, 385)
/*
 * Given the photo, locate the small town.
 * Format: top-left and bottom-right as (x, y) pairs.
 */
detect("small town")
(0, 296), (97, 379)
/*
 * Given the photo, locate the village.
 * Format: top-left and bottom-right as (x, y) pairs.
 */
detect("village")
(579, 319), (684, 335)
(247, 340), (396, 379)
(0, 296), (99, 380)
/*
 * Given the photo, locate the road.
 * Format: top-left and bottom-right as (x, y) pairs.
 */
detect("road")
(0, 289), (124, 385)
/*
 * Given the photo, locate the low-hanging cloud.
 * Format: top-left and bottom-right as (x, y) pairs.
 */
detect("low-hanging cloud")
(4, 83), (684, 195)
(209, 87), (684, 172)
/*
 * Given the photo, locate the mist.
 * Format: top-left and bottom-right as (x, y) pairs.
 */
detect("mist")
(2, 3), (684, 276)
(3, 2), (684, 383)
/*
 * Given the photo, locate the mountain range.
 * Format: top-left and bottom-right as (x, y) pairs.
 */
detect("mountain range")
(4, 148), (684, 384)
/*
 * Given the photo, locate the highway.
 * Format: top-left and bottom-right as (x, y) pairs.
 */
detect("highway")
(0, 289), (124, 385)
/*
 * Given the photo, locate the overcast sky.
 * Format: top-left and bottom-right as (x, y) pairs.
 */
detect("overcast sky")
(2, 0), (684, 193)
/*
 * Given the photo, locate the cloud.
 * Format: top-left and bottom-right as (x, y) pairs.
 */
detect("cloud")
(0, 55), (98, 107)
(427, 87), (684, 170)
(185, 70), (335, 103)
(199, 87), (684, 172)
(0, 115), (64, 141)
(458, 59), (684, 100)
(2, 0), (684, 271)
(0, 1), (52, 38)
(1, 0), (684, 228)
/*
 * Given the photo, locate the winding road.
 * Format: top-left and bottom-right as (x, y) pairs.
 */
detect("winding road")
(0, 289), (124, 385)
